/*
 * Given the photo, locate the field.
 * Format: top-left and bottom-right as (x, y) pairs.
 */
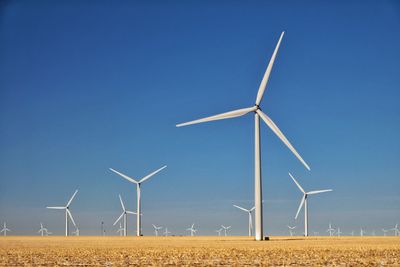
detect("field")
(0, 236), (399, 266)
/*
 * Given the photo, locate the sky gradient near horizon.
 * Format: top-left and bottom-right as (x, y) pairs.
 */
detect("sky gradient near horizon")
(0, 1), (399, 236)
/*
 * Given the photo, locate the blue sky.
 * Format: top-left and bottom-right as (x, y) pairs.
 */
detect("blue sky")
(0, 1), (399, 236)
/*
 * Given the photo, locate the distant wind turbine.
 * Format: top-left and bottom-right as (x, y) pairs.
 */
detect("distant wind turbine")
(336, 228), (342, 237)
(109, 165), (167, 236)
(186, 224), (197, 236)
(72, 227), (80, 236)
(326, 223), (335, 236)
(287, 225), (296, 236)
(113, 194), (137, 237)
(233, 204), (255, 236)
(46, 190), (78, 236)
(350, 230), (354, 236)
(38, 223), (48, 236)
(289, 173), (332, 237)
(215, 228), (223, 236)
(391, 224), (399, 236)
(382, 229), (388, 236)
(360, 228), (365, 236)
(0, 222), (10, 236)
(221, 225), (231, 236)
(152, 224), (162, 236)
(164, 228), (171, 236)
(176, 31), (311, 241)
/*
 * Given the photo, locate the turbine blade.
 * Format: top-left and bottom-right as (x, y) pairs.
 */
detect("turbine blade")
(257, 110), (310, 170)
(255, 31), (285, 105)
(139, 165), (167, 184)
(113, 212), (124, 226)
(176, 106), (256, 127)
(46, 206), (65, 210)
(233, 204), (249, 212)
(307, 189), (333, 195)
(119, 194), (125, 211)
(126, 211), (137, 215)
(109, 168), (139, 184)
(288, 173), (306, 193)
(295, 195), (305, 219)
(250, 206), (255, 212)
(66, 190), (78, 207)
(67, 209), (76, 227)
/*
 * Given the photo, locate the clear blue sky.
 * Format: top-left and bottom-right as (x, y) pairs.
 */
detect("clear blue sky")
(0, 1), (399, 236)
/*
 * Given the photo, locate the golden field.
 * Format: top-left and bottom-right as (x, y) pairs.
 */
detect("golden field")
(0, 236), (399, 266)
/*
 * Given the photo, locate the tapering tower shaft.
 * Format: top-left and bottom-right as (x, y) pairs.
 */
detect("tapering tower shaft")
(254, 113), (263, 241)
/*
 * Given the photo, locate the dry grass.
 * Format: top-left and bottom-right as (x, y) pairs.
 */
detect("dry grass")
(0, 236), (399, 266)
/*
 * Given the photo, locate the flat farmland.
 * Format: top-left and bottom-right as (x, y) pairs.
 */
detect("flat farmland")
(0, 236), (399, 266)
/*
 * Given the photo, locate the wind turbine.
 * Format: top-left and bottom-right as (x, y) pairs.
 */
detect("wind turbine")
(287, 225), (296, 236)
(176, 32), (310, 241)
(152, 224), (162, 236)
(215, 228), (223, 236)
(336, 228), (342, 237)
(186, 224), (197, 236)
(360, 228), (365, 236)
(46, 189), (78, 236)
(109, 165), (167, 236)
(117, 223), (124, 236)
(289, 173), (332, 237)
(38, 223), (48, 236)
(350, 230), (354, 236)
(0, 222), (10, 236)
(164, 228), (171, 236)
(113, 194), (137, 237)
(326, 223), (335, 236)
(221, 225), (231, 236)
(391, 224), (399, 236)
(233, 204), (255, 236)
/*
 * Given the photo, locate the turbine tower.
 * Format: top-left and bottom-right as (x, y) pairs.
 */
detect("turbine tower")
(38, 223), (48, 236)
(186, 224), (197, 236)
(233, 204), (255, 236)
(0, 222), (10, 236)
(289, 173), (332, 237)
(221, 225), (231, 236)
(152, 224), (162, 236)
(46, 190), (78, 236)
(113, 194), (137, 236)
(176, 32), (310, 241)
(109, 165), (167, 236)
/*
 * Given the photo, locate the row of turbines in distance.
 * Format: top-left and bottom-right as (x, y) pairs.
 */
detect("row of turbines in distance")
(1, 31), (398, 240)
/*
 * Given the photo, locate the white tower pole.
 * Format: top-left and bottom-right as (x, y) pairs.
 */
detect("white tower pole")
(254, 113), (263, 241)
(65, 209), (68, 237)
(248, 212), (252, 236)
(123, 213), (127, 237)
(304, 196), (308, 237)
(137, 184), (141, 236)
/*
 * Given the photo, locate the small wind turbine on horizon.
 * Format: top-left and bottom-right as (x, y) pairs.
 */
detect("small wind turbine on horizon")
(233, 204), (255, 236)
(38, 223), (48, 236)
(176, 31), (311, 241)
(109, 165), (167, 236)
(164, 228), (171, 236)
(0, 222), (10, 236)
(382, 228), (388, 236)
(72, 227), (80, 236)
(327, 223), (335, 236)
(289, 173), (332, 237)
(221, 225), (231, 236)
(113, 194), (137, 237)
(152, 224), (162, 236)
(215, 228), (223, 236)
(287, 225), (296, 236)
(391, 224), (399, 236)
(360, 228), (365, 236)
(186, 224), (197, 236)
(46, 189), (78, 236)
(336, 228), (342, 237)
(116, 223), (124, 236)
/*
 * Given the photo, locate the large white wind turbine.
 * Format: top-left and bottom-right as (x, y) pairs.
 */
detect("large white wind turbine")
(0, 222), (10, 236)
(109, 165), (167, 236)
(221, 225), (231, 236)
(233, 204), (255, 236)
(289, 173), (332, 237)
(46, 190), (78, 236)
(176, 32), (310, 241)
(152, 224), (162, 236)
(38, 223), (48, 236)
(113, 194), (137, 237)
(186, 224), (197, 236)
